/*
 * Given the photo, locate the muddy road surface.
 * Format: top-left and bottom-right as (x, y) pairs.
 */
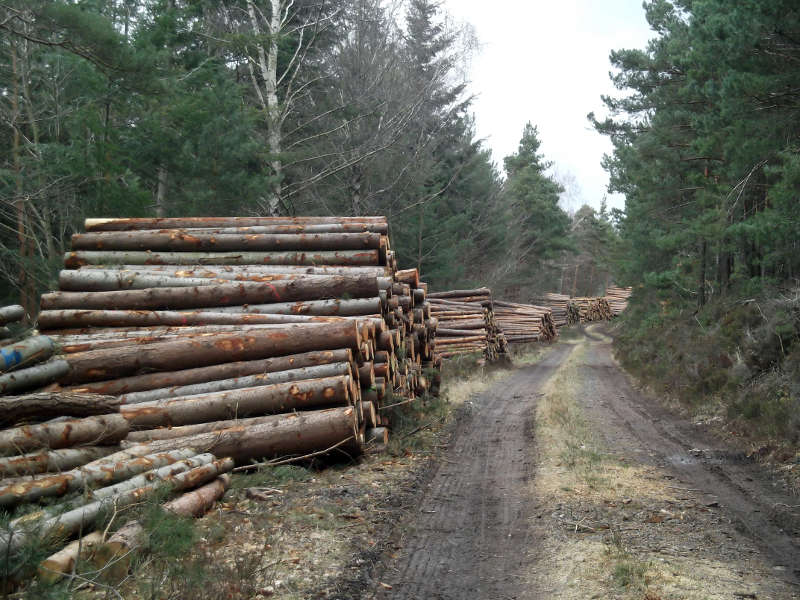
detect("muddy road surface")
(368, 326), (800, 599)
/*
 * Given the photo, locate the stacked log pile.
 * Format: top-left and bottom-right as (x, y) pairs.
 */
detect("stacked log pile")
(529, 293), (579, 328)
(492, 301), (558, 343)
(572, 297), (613, 322)
(426, 288), (507, 360)
(605, 286), (633, 316)
(0, 216), (439, 583)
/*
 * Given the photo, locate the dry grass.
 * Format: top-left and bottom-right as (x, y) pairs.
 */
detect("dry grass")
(528, 341), (793, 600)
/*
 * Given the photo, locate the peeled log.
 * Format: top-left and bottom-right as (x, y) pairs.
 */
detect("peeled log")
(64, 249), (380, 268)
(118, 362), (351, 405)
(0, 336), (55, 373)
(61, 322), (361, 384)
(0, 392), (122, 426)
(0, 448), (198, 508)
(41, 275), (381, 311)
(0, 413), (129, 456)
(38, 531), (104, 583)
(0, 359), (70, 394)
(119, 375), (352, 429)
(0, 447), (115, 479)
(65, 349), (352, 396)
(0, 305), (25, 326)
(137, 406), (360, 463)
(71, 231), (382, 252)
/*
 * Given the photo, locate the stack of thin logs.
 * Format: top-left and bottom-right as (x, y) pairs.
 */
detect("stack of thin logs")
(492, 301), (558, 343)
(529, 293), (580, 328)
(572, 296), (613, 322)
(426, 288), (507, 360)
(0, 216), (439, 583)
(605, 286), (633, 316)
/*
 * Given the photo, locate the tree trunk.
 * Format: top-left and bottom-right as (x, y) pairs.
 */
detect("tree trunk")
(70, 231), (382, 252)
(61, 322), (362, 383)
(84, 216), (388, 231)
(39, 309), (356, 331)
(0, 457), (234, 556)
(64, 249), (381, 268)
(0, 392), (122, 426)
(0, 413), (129, 456)
(1, 335), (55, 373)
(137, 405), (360, 463)
(41, 275), (382, 311)
(155, 165), (168, 218)
(65, 348), (353, 396)
(0, 359), (70, 394)
(119, 374), (353, 429)
(162, 473), (230, 517)
(38, 531), (104, 584)
(0, 447), (115, 479)
(118, 362), (351, 405)
(0, 448), (198, 508)
(125, 413), (292, 444)
(0, 305), (25, 326)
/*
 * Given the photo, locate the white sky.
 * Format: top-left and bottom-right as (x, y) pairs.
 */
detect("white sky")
(442, 0), (654, 213)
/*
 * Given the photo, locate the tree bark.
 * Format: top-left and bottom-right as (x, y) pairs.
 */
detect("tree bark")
(0, 336), (55, 373)
(42, 275), (382, 310)
(84, 216), (388, 230)
(70, 232), (382, 252)
(64, 348), (353, 396)
(0, 305), (25, 326)
(0, 448), (198, 508)
(0, 359), (70, 394)
(38, 531), (104, 584)
(137, 405), (360, 463)
(64, 249), (381, 268)
(61, 322), (362, 383)
(119, 374), (353, 429)
(118, 361), (351, 405)
(0, 392), (122, 426)
(0, 446), (115, 479)
(0, 413), (129, 456)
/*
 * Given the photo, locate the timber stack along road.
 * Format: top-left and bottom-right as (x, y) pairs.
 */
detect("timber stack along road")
(367, 325), (800, 600)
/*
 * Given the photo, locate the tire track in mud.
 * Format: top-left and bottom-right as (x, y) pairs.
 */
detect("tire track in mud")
(372, 344), (574, 600)
(577, 327), (800, 584)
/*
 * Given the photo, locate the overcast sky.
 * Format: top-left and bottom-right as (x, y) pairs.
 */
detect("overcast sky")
(442, 0), (654, 213)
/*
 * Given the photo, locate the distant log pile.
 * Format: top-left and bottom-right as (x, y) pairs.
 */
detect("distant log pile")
(605, 286), (633, 316)
(492, 301), (558, 343)
(572, 297), (613, 322)
(426, 288), (507, 360)
(0, 216), (440, 583)
(529, 293), (580, 327)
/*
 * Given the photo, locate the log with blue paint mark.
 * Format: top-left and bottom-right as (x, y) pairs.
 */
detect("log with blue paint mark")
(0, 335), (56, 373)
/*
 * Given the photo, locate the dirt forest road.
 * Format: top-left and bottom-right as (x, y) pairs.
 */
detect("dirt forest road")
(369, 325), (800, 599)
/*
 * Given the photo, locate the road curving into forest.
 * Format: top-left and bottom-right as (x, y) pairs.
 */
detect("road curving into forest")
(368, 325), (800, 599)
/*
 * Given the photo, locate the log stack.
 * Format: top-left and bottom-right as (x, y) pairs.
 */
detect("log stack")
(529, 293), (579, 328)
(426, 288), (507, 361)
(0, 216), (440, 583)
(605, 286), (633, 316)
(572, 297), (613, 322)
(492, 301), (558, 344)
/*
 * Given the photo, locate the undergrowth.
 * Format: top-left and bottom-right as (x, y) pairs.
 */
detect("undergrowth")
(615, 285), (800, 451)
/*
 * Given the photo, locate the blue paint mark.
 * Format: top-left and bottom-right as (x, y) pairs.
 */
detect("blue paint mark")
(1, 349), (23, 369)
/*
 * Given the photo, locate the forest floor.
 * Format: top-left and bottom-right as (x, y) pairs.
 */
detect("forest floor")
(111, 324), (800, 600)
